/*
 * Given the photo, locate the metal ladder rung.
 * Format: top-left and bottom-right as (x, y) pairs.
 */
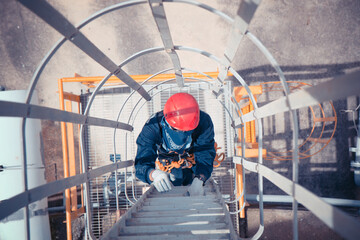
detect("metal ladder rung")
(126, 215), (226, 226)
(140, 203), (223, 211)
(147, 192), (217, 198)
(120, 223), (230, 234)
(133, 208), (225, 218)
(111, 233), (231, 240)
(145, 195), (219, 202)
(149, 186), (215, 196)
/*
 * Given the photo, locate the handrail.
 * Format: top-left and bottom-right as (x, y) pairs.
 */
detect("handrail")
(211, 179), (240, 240)
(0, 100), (133, 131)
(0, 160), (133, 222)
(234, 70), (360, 125)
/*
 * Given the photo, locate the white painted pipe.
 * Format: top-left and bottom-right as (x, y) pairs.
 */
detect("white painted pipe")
(0, 90), (51, 240)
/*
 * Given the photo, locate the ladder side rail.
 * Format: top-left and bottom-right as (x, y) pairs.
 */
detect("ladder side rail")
(211, 179), (240, 240)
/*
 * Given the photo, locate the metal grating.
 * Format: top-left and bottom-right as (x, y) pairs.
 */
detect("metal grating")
(81, 89), (148, 237)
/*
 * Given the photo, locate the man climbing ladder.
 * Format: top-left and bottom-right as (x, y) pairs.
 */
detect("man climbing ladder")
(135, 93), (216, 196)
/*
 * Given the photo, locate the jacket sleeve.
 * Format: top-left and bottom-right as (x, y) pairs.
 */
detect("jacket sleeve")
(192, 112), (216, 181)
(135, 117), (160, 184)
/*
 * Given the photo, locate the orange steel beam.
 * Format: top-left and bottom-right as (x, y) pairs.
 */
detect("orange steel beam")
(245, 106), (252, 143)
(233, 86), (262, 102)
(246, 142), (259, 148)
(237, 148), (267, 158)
(63, 92), (81, 102)
(70, 207), (85, 220)
(234, 85), (263, 220)
(249, 98), (256, 143)
(65, 101), (78, 212)
(236, 164), (245, 218)
(58, 79), (72, 240)
(238, 104), (252, 143)
(60, 71), (232, 86)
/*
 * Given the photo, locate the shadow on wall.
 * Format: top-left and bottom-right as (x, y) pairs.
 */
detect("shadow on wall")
(234, 62), (360, 83)
(234, 62), (360, 199)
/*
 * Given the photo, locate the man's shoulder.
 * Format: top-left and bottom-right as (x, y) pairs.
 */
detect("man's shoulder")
(144, 111), (163, 126)
(192, 110), (214, 139)
(138, 112), (162, 142)
(194, 110), (213, 133)
(199, 110), (212, 123)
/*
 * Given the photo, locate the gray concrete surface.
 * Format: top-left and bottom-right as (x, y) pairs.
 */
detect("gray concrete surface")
(247, 207), (344, 240)
(1, 0), (360, 239)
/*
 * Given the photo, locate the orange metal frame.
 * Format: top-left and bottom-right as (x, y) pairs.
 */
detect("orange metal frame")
(58, 79), (85, 240)
(61, 71), (230, 87)
(58, 71), (230, 239)
(234, 85), (266, 219)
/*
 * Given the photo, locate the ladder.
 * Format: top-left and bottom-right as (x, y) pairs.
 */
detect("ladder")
(103, 179), (238, 240)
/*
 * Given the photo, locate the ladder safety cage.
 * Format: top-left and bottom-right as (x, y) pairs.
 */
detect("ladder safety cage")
(0, 0), (359, 239)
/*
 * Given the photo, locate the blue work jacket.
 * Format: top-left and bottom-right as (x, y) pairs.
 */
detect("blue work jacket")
(135, 110), (215, 185)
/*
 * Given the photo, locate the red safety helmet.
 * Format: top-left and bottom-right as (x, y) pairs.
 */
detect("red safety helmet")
(163, 93), (200, 131)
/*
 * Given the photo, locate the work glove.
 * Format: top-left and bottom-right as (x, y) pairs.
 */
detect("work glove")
(187, 177), (205, 197)
(151, 169), (173, 192)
